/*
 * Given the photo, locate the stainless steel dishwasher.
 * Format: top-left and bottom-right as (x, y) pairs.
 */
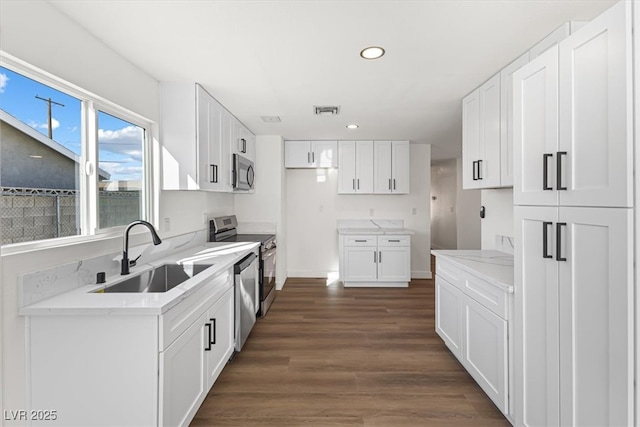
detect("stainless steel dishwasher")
(234, 251), (258, 351)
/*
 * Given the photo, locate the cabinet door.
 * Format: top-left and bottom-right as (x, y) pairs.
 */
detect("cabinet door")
(478, 73), (501, 188)
(373, 141), (392, 193)
(558, 207), (633, 426)
(462, 89), (481, 189)
(343, 246), (377, 282)
(558, 1), (632, 208)
(512, 46), (559, 207)
(220, 108), (234, 191)
(500, 52), (529, 187)
(355, 141), (374, 193)
(232, 122), (255, 161)
(435, 276), (464, 360)
(338, 141), (357, 193)
(205, 288), (234, 389)
(377, 246), (410, 282)
(196, 85), (213, 190)
(311, 140), (337, 168)
(284, 140), (312, 168)
(462, 295), (508, 414)
(391, 141), (410, 193)
(514, 206), (560, 427)
(159, 312), (208, 427)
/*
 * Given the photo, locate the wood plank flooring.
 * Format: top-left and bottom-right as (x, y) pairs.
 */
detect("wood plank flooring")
(191, 270), (510, 426)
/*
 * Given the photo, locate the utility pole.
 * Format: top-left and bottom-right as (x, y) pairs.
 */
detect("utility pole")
(35, 95), (64, 139)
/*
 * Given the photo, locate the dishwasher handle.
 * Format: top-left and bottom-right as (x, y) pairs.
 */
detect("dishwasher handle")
(234, 252), (257, 274)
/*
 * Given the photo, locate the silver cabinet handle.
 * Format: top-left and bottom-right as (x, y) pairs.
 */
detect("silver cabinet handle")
(357, 179), (360, 189)
(374, 251), (377, 263)
(355, 239), (367, 242)
(393, 179), (396, 190)
(388, 179), (391, 190)
(379, 251), (382, 263)
(353, 178), (355, 190)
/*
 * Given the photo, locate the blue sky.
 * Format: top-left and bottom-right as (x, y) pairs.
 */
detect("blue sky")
(0, 67), (143, 182)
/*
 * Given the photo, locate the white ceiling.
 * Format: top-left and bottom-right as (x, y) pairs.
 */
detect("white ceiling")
(49, 0), (616, 160)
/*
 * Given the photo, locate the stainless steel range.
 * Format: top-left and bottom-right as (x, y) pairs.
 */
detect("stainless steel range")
(209, 215), (277, 317)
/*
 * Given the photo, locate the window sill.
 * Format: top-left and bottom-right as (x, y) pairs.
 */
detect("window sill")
(1, 227), (149, 257)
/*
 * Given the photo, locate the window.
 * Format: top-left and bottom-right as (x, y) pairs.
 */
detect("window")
(0, 60), (153, 246)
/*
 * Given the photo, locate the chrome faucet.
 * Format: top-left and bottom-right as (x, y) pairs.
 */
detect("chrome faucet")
(121, 220), (162, 275)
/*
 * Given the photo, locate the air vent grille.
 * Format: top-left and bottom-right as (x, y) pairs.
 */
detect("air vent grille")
(313, 105), (341, 116)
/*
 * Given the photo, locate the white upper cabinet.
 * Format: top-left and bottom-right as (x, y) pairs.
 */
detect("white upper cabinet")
(558, 1), (632, 208)
(373, 141), (410, 194)
(462, 89), (481, 189)
(512, 46), (559, 207)
(233, 120), (256, 163)
(160, 82), (247, 192)
(513, 2), (632, 208)
(500, 52), (529, 187)
(284, 140), (337, 168)
(462, 73), (502, 189)
(338, 141), (374, 194)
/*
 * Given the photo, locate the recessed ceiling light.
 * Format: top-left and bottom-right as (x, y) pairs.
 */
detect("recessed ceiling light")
(360, 46), (385, 60)
(346, 124), (359, 129)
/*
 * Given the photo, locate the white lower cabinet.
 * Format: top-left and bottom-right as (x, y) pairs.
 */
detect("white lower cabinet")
(514, 205), (633, 427)
(434, 258), (511, 419)
(462, 295), (508, 414)
(27, 270), (235, 427)
(339, 234), (411, 287)
(435, 277), (463, 359)
(160, 286), (234, 427)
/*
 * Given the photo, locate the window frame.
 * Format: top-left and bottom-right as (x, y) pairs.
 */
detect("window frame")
(0, 53), (156, 253)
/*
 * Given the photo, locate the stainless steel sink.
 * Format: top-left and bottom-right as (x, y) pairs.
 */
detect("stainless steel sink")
(95, 263), (213, 293)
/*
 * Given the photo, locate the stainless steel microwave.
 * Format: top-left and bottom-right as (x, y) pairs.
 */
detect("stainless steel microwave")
(233, 154), (255, 191)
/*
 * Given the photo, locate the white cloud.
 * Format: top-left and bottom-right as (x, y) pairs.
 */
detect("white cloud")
(28, 118), (60, 131)
(98, 125), (144, 161)
(0, 73), (8, 93)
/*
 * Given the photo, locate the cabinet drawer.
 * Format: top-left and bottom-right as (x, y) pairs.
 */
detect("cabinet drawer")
(378, 235), (410, 247)
(160, 270), (232, 350)
(463, 271), (508, 319)
(344, 235), (377, 246)
(436, 259), (464, 291)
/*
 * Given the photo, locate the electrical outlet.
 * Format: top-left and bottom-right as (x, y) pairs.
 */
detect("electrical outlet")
(163, 217), (171, 232)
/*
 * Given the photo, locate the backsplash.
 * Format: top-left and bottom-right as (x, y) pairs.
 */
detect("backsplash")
(495, 235), (514, 255)
(20, 230), (208, 308)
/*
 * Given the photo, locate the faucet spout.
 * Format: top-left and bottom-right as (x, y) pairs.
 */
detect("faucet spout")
(121, 220), (162, 275)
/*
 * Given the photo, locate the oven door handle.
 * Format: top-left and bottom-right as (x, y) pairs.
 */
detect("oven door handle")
(262, 247), (277, 259)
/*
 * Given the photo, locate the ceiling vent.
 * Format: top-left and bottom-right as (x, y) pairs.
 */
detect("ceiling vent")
(261, 116), (281, 123)
(313, 105), (341, 116)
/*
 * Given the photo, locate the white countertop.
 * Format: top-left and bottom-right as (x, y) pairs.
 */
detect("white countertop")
(337, 219), (414, 235)
(20, 241), (258, 316)
(431, 250), (514, 292)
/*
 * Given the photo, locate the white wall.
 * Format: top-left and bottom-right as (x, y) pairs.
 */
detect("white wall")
(480, 188), (514, 249)
(234, 135), (287, 289)
(0, 1), (234, 416)
(456, 157), (482, 249)
(286, 144), (431, 279)
(430, 159), (457, 249)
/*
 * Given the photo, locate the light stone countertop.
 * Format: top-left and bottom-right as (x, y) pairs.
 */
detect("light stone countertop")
(19, 241), (258, 316)
(431, 250), (514, 292)
(337, 219), (414, 235)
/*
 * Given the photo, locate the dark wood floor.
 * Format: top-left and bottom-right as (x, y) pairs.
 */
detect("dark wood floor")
(192, 270), (510, 426)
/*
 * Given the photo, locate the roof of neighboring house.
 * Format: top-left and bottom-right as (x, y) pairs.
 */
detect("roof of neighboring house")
(0, 108), (111, 180)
